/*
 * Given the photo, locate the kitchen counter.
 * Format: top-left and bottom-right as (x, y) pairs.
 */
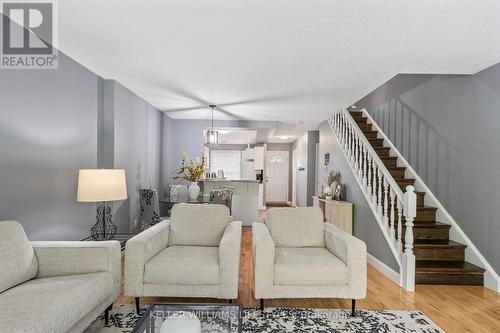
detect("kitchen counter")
(200, 179), (260, 183)
(202, 180), (262, 226)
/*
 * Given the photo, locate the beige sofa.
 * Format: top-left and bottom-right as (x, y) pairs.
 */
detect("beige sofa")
(252, 207), (367, 315)
(125, 203), (242, 313)
(0, 220), (121, 333)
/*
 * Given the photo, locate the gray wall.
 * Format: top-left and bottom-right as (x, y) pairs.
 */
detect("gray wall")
(317, 122), (400, 271)
(292, 131), (319, 207)
(356, 63), (500, 273)
(0, 53), (99, 240)
(0, 53), (165, 239)
(292, 133), (308, 206)
(113, 82), (163, 231)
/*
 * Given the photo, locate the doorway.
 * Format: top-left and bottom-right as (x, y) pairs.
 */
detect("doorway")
(265, 151), (289, 204)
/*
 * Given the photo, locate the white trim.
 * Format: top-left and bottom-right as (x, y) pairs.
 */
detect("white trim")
(361, 108), (500, 293)
(367, 253), (400, 287)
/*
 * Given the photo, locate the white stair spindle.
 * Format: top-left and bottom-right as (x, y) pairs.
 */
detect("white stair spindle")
(377, 169), (383, 216)
(383, 177), (389, 228)
(362, 147), (368, 188)
(402, 185), (417, 292)
(349, 124), (354, 163)
(397, 198), (403, 255)
(372, 164), (378, 206)
(367, 156), (372, 201)
(390, 187), (396, 242)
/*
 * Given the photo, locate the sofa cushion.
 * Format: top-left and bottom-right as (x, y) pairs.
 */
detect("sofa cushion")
(0, 272), (113, 333)
(144, 246), (219, 285)
(0, 220), (38, 293)
(274, 247), (348, 286)
(169, 204), (230, 246)
(266, 207), (325, 247)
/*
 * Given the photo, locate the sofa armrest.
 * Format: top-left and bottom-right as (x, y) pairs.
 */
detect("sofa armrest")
(125, 220), (170, 296)
(252, 222), (275, 299)
(324, 223), (367, 298)
(31, 240), (121, 299)
(218, 221), (242, 299)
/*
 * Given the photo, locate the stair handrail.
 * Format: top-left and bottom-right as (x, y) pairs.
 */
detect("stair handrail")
(328, 108), (417, 291)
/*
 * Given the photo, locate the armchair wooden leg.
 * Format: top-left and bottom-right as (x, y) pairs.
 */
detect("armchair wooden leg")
(104, 303), (113, 326)
(260, 299), (264, 311)
(228, 299), (233, 304)
(135, 297), (141, 315)
(351, 299), (356, 317)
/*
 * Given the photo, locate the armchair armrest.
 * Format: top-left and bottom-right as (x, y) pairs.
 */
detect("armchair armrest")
(218, 221), (242, 299)
(31, 240), (121, 299)
(324, 223), (367, 298)
(125, 220), (170, 296)
(252, 222), (275, 299)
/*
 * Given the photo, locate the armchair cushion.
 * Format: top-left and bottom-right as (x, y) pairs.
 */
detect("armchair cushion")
(265, 207), (325, 247)
(0, 221), (38, 293)
(169, 204), (231, 246)
(144, 246), (219, 285)
(0, 272), (113, 333)
(274, 247), (348, 286)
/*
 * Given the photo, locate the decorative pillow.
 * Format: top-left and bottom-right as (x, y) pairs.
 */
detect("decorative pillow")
(0, 221), (38, 293)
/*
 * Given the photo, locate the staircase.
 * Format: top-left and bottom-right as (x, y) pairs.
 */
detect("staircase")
(349, 109), (485, 285)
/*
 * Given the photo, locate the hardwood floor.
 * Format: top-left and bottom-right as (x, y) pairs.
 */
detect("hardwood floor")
(116, 227), (500, 332)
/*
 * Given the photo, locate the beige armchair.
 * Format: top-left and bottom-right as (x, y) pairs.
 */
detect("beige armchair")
(0, 220), (121, 333)
(125, 203), (242, 313)
(252, 207), (367, 316)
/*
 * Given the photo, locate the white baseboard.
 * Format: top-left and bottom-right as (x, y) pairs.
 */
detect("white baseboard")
(367, 253), (400, 287)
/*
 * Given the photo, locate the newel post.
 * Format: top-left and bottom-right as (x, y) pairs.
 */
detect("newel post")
(401, 185), (416, 291)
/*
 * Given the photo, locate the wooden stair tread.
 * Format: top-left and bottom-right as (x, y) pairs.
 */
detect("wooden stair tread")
(416, 261), (485, 273)
(405, 222), (451, 229)
(413, 240), (466, 248)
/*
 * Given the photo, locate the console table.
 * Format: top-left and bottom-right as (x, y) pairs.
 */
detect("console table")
(312, 196), (353, 234)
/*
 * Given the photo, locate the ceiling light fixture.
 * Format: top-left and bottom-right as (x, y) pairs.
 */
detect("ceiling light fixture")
(279, 135), (290, 140)
(205, 105), (219, 145)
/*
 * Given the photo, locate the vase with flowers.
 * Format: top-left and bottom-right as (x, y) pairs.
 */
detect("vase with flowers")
(173, 151), (207, 200)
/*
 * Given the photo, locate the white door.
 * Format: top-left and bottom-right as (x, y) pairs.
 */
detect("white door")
(265, 151), (289, 202)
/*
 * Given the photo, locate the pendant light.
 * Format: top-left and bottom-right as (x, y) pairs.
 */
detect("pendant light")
(205, 104), (219, 145)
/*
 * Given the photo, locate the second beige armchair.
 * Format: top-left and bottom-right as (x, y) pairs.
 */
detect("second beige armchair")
(252, 207), (367, 316)
(125, 203), (242, 313)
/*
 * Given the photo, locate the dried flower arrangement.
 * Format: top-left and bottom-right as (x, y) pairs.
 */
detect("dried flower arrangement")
(325, 169), (341, 187)
(173, 151), (206, 182)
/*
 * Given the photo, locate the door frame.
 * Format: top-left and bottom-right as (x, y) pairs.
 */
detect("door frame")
(265, 150), (289, 203)
(292, 149), (297, 206)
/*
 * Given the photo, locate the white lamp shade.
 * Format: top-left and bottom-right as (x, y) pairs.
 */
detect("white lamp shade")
(77, 169), (128, 202)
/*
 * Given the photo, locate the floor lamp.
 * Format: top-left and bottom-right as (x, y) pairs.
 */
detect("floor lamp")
(77, 169), (128, 240)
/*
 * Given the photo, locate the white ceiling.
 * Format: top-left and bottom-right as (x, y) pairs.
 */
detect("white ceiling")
(58, 0), (500, 125)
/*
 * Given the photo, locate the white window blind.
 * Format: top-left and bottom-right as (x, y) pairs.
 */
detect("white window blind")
(210, 150), (241, 180)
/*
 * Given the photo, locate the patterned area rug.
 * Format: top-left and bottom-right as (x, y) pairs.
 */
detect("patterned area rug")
(85, 304), (444, 333)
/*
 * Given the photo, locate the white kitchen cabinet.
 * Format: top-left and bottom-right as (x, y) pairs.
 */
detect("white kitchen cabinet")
(253, 146), (264, 170)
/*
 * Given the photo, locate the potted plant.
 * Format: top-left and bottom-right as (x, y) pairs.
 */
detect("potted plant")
(173, 152), (206, 200)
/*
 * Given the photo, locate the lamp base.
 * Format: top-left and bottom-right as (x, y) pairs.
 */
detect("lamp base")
(90, 202), (117, 240)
